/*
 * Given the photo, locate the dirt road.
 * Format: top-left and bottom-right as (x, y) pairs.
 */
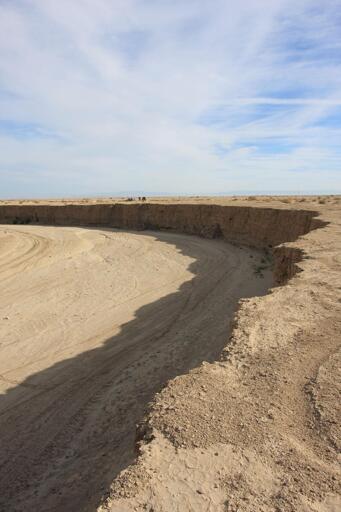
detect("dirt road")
(0, 225), (270, 511)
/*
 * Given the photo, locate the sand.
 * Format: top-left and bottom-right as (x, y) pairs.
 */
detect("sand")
(0, 195), (340, 512)
(103, 196), (341, 512)
(0, 225), (270, 511)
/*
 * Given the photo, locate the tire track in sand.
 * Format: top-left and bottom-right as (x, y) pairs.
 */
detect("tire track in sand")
(0, 225), (271, 512)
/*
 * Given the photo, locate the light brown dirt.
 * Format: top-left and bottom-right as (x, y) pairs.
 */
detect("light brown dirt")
(0, 195), (340, 512)
(100, 196), (341, 512)
(0, 224), (270, 511)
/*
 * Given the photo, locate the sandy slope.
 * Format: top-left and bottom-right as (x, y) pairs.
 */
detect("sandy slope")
(0, 225), (270, 511)
(100, 198), (341, 512)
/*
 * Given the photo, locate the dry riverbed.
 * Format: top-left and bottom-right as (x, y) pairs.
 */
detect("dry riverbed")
(0, 225), (270, 511)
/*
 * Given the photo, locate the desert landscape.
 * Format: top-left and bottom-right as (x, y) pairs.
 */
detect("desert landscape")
(2, 1), (340, 510)
(0, 195), (340, 512)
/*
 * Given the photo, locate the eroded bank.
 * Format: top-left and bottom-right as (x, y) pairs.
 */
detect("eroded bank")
(0, 203), (325, 283)
(1, 201), (337, 512)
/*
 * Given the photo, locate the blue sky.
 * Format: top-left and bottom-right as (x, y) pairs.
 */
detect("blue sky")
(0, 0), (340, 198)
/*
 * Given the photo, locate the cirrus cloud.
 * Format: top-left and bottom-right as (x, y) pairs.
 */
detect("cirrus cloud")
(0, 0), (340, 197)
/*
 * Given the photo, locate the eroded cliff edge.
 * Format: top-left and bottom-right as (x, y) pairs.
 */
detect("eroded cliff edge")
(0, 202), (339, 512)
(0, 203), (323, 284)
(101, 203), (340, 512)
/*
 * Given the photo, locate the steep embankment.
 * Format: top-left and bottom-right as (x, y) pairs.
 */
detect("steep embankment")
(0, 203), (317, 244)
(0, 202), (339, 512)
(0, 203), (322, 284)
(100, 203), (339, 512)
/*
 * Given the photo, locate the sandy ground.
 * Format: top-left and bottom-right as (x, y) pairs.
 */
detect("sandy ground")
(96, 196), (340, 512)
(0, 225), (271, 511)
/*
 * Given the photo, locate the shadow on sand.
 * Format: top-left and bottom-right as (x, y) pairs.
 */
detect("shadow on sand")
(0, 228), (271, 512)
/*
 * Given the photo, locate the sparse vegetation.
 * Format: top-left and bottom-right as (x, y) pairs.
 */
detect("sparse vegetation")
(254, 264), (268, 277)
(253, 255), (272, 277)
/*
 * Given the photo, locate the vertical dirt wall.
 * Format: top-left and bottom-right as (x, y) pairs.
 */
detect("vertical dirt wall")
(0, 203), (318, 244)
(0, 203), (323, 283)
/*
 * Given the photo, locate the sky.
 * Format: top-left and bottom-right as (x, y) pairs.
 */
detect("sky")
(0, 0), (341, 198)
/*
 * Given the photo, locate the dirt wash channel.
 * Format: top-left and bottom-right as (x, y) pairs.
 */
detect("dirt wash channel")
(0, 223), (270, 512)
(0, 203), (337, 512)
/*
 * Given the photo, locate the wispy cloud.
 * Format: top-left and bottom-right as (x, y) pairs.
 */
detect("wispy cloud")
(221, 98), (341, 106)
(0, 0), (340, 197)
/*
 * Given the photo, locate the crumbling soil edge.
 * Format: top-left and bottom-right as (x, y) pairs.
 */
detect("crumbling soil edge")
(0, 204), (334, 510)
(130, 242), (309, 449)
(96, 210), (332, 508)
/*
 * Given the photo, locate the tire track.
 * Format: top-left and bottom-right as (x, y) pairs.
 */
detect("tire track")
(0, 225), (270, 511)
